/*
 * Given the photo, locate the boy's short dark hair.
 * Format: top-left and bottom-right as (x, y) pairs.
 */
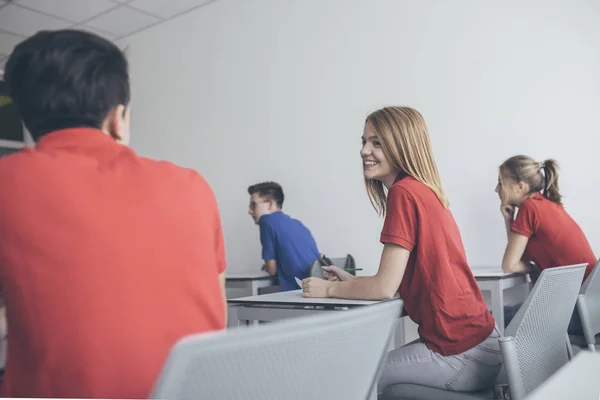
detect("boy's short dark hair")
(248, 182), (284, 208)
(4, 29), (130, 141)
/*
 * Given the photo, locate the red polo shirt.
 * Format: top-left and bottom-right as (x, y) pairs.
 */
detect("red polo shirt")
(512, 193), (596, 281)
(381, 176), (494, 356)
(0, 128), (226, 398)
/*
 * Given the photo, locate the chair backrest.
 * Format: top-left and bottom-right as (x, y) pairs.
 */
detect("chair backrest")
(330, 254), (356, 275)
(310, 254), (356, 278)
(577, 259), (600, 349)
(151, 300), (403, 400)
(500, 263), (587, 400)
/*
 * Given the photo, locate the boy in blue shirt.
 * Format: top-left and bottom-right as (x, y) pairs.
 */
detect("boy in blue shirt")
(248, 182), (320, 291)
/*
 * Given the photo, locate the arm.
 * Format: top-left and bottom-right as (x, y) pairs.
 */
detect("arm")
(323, 243), (408, 300)
(259, 221), (277, 276)
(263, 259), (277, 276)
(502, 231), (533, 273)
(219, 272), (227, 324)
(303, 185), (413, 299)
(501, 201), (537, 274)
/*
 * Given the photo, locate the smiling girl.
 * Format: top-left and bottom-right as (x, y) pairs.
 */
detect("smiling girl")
(302, 106), (502, 394)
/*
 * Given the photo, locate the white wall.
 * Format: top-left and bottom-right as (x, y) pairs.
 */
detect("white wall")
(120, 0), (600, 275)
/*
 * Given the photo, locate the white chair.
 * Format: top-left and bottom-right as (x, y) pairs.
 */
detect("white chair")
(151, 300), (403, 400)
(570, 259), (600, 351)
(381, 264), (587, 400)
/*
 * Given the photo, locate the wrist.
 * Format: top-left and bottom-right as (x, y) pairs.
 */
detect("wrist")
(326, 281), (335, 298)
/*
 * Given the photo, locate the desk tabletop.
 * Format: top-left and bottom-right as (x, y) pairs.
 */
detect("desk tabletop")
(471, 268), (527, 279)
(525, 351), (600, 399)
(225, 272), (278, 281)
(228, 289), (401, 307)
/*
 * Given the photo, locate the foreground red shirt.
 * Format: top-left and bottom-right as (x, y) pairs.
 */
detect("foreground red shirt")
(512, 193), (596, 281)
(0, 128), (226, 398)
(381, 176), (494, 356)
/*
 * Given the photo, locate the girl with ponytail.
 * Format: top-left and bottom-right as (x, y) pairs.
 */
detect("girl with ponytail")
(495, 155), (597, 333)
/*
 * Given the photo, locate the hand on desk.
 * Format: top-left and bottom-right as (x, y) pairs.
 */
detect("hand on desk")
(301, 277), (331, 298)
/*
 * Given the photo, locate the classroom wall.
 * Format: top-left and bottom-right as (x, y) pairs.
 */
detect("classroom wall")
(119, 0), (600, 275)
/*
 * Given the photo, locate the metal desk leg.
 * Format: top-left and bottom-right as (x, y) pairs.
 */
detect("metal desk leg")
(491, 282), (505, 335)
(250, 280), (259, 296)
(227, 304), (242, 328)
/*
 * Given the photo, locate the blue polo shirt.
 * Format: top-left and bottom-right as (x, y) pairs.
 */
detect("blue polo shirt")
(259, 211), (320, 291)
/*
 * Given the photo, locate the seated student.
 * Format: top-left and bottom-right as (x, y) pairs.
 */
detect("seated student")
(496, 155), (597, 333)
(248, 182), (320, 291)
(302, 106), (501, 394)
(0, 30), (227, 398)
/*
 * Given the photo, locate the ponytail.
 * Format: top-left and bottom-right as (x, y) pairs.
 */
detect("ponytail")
(500, 155), (563, 207)
(542, 159), (562, 206)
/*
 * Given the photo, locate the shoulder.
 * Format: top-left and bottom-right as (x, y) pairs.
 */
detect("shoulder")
(518, 194), (544, 213)
(388, 177), (418, 199)
(258, 215), (277, 234)
(388, 176), (432, 207)
(140, 156), (211, 188)
(0, 146), (36, 166)
(0, 146), (43, 181)
(138, 157), (218, 208)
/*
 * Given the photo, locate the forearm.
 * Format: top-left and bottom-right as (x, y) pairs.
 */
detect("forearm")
(502, 259), (533, 274)
(328, 276), (397, 300)
(504, 219), (513, 240)
(265, 266), (276, 276)
(502, 219), (529, 274)
(263, 260), (277, 276)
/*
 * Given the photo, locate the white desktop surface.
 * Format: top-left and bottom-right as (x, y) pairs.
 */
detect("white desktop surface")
(471, 268), (525, 278)
(225, 272), (276, 280)
(228, 289), (399, 307)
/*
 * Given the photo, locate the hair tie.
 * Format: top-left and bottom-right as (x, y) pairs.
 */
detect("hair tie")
(540, 162), (548, 193)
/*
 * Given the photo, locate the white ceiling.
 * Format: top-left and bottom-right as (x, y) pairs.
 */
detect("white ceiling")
(0, 0), (215, 67)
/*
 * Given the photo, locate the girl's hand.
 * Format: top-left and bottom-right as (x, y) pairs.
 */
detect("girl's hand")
(322, 265), (354, 282)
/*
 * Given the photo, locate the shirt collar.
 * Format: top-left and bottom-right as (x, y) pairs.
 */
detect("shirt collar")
(36, 128), (125, 158)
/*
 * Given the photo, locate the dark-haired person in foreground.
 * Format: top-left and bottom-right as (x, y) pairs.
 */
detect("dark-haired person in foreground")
(248, 182), (320, 291)
(0, 30), (227, 398)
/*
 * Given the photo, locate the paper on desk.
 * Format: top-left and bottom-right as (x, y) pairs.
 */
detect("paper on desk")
(295, 277), (303, 289)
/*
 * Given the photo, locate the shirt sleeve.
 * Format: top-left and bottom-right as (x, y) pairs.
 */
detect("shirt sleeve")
(380, 186), (418, 251)
(511, 200), (539, 238)
(214, 207), (227, 274)
(259, 220), (276, 261)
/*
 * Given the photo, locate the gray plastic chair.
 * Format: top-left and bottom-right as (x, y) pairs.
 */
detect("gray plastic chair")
(381, 263), (587, 400)
(329, 256), (350, 267)
(570, 260), (600, 351)
(499, 263), (587, 400)
(330, 254), (357, 275)
(151, 300), (403, 400)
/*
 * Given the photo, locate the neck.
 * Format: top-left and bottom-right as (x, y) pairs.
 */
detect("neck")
(515, 192), (537, 206)
(382, 172), (400, 190)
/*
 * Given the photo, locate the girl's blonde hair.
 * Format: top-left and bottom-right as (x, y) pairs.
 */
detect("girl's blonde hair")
(365, 106), (448, 215)
(499, 155), (562, 206)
